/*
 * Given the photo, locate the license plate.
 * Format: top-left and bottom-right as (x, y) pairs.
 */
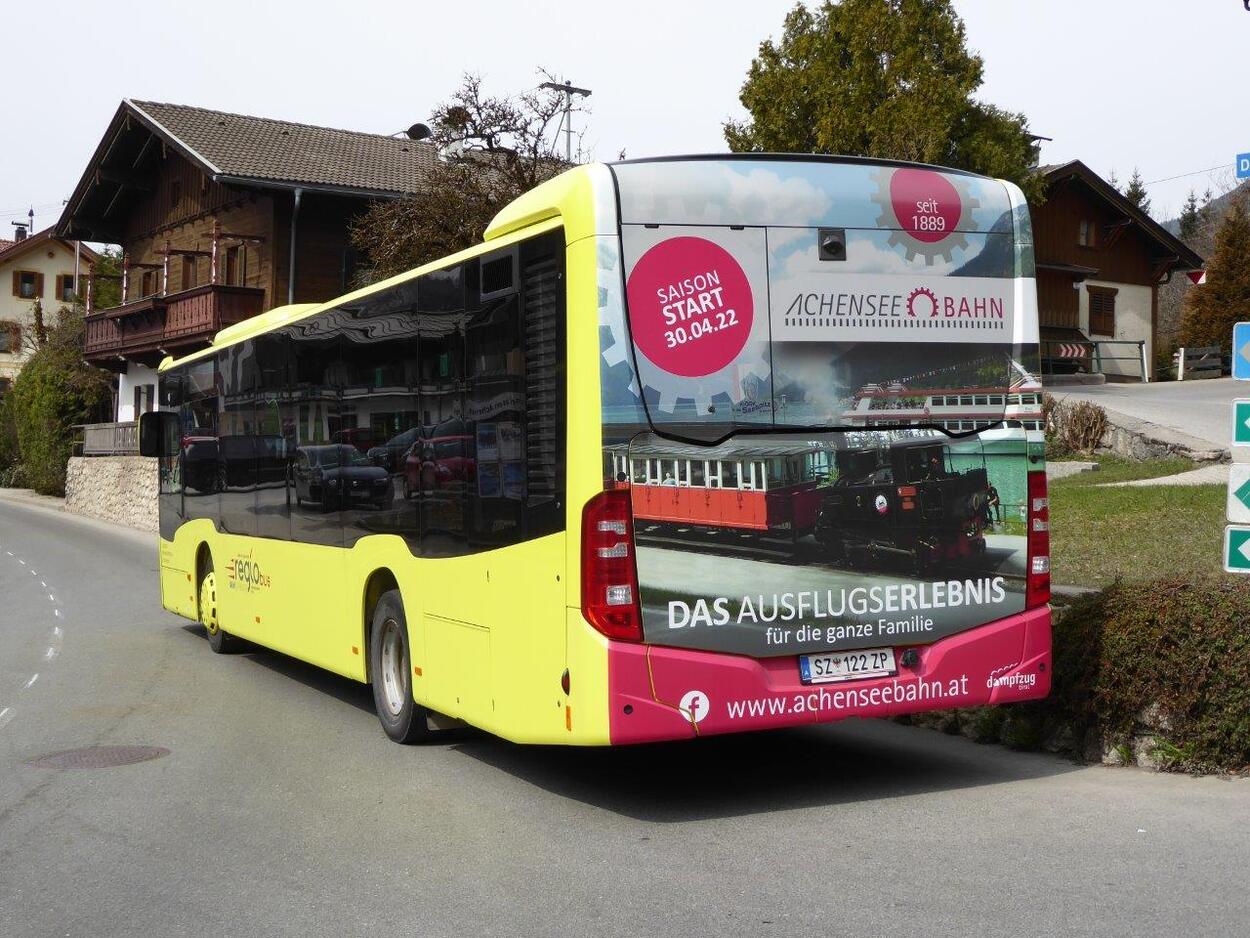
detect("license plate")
(799, 647), (897, 685)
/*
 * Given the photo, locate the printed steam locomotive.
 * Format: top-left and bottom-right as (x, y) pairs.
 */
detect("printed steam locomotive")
(814, 438), (989, 569)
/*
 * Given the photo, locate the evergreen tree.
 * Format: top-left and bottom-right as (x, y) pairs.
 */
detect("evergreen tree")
(1124, 167), (1151, 215)
(724, 0), (1043, 201)
(1178, 190), (1200, 241)
(1107, 169), (1120, 192)
(1179, 195), (1250, 348)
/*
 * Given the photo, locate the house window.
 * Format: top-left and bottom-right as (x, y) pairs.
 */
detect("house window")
(1089, 287), (1117, 337)
(169, 179), (182, 211)
(225, 245), (242, 285)
(1078, 220), (1097, 247)
(0, 321), (19, 352)
(11, 270), (42, 299)
(57, 273), (75, 302)
(141, 270), (156, 297)
(134, 383), (155, 416)
(182, 255), (196, 291)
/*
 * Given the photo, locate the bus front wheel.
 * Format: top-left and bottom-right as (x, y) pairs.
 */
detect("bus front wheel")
(369, 590), (431, 744)
(199, 557), (241, 654)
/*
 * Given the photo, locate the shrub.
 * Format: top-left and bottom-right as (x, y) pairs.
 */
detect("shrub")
(1042, 394), (1108, 454)
(1012, 577), (1250, 773)
(5, 309), (112, 496)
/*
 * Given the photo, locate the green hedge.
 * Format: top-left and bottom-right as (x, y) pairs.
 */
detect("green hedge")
(4, 311), (111, 496)
(1050, 577), (1250, 772)
(910, 576), (1250, 773)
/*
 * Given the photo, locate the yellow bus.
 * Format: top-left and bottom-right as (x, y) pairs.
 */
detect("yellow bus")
(141, 155), (1052, 746)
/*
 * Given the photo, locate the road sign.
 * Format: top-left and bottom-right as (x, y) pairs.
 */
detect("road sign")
(1229, 465), (1250, 523)
(1236, 322), (1250, 380)
(1224, 526), (1250, 573)
(1239, 154), (1250, 180)
(1234, 401), (1250, 446)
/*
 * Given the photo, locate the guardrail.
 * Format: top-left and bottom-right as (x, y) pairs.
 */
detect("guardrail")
(80, 421), (138, 456)
(1173, 345), (1223, 381)
(1040, 339), (1149, 382)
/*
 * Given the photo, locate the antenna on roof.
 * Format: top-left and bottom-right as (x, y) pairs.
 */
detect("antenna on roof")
(404, 123), (432, 141)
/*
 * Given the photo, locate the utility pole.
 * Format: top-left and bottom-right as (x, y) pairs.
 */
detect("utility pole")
(540, 80), (592, 163)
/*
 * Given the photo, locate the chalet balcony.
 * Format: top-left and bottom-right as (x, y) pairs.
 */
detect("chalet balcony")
(84, 284), (266, 368)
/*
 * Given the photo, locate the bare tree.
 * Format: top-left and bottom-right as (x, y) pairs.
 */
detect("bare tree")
(350, 71), (589, 283)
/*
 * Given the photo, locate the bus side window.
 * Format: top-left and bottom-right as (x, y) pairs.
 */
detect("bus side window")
(690, 460), (705, 487)
(631, 459), (645, 484)
(707, 461), (721, 488)
(722, 461), (739, 489)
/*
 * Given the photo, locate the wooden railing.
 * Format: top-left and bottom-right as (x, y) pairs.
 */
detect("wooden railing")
(84, 284), (265, 361)
(81, 421), (138, 455)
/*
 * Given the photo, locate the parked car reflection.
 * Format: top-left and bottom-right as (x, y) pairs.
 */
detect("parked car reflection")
(293, 444), (393, 511)
(402, 432), (475, 500)
(366, 426), (422, 474)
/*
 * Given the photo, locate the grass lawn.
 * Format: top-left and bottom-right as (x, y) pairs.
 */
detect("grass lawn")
(1049, 456), (1228, 586)
(1050, 453), (1197, 487)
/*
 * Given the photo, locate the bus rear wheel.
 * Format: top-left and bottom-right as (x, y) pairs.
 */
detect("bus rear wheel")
(369, 590), (431, 744)
(199, 558), (240, 654)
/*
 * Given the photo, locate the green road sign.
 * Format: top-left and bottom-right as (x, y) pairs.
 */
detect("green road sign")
(1235, 401), (1250, 447)
(1224, 526), (1250, 573)
(1230, 465), (1250, 523)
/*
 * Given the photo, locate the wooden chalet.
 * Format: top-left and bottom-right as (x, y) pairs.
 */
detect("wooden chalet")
(56, 99), (434, 419)
(1033, 161), (1203, 381)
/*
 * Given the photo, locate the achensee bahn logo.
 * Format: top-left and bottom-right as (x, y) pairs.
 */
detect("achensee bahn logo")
(779, 281), (1007, 333)
(226, 550), (270, 593)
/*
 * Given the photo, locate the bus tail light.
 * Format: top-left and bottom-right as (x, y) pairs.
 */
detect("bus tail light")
(581, 490), (643, 642)
(1026, 470), (1050, 609)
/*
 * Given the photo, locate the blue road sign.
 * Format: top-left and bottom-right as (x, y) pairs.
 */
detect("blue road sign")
(1235, 322), (1250, 380)
(1239, 154), (1250, 180)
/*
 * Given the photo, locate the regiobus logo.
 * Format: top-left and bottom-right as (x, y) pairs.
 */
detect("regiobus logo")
(226, 550), (270, 593)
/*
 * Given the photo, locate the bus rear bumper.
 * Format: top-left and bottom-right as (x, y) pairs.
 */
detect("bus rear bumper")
(607, 606), (1051, 745)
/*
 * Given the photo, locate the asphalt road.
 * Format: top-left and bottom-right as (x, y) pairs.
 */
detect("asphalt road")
(1053, 376), (1244, 450)
(1, 499), (1248, 938)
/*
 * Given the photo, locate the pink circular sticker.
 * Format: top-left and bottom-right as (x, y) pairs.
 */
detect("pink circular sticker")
(626, 237), (754, 378)
(890, 169), (962, 244)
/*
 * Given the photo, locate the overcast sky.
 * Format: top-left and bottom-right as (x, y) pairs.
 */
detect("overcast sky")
(1, 0), (1243, 237)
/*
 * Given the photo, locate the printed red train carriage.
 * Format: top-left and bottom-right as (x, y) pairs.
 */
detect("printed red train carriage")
(606, 440), (831, 541)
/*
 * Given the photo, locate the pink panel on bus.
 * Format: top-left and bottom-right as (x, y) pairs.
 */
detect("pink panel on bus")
(607, 606), (1051, 745)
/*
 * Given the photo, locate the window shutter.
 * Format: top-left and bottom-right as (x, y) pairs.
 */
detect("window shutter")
(34, 272), (44, 297)
(10, 271), (18, 297)
(55, 275), (64, 301)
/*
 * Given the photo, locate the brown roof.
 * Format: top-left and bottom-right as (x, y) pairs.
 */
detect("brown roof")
(0, 227), (99, 267)
(1040, 160), (1204, 270)
(129, 100), (435, 195)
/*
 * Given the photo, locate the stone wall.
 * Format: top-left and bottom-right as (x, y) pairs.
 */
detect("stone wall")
(64, 456), (158, 532)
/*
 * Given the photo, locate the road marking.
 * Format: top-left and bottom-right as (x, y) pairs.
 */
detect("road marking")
(4, 551), (11, 556)
(23, 674), (38, 689)
(48, 594), (55, 602)
(53, 609), (62, 618)
(17, 559), (25, 565)
(44, 646), (58, 661)
(0, 708), (13, 730)
(40, 580), (46, 588)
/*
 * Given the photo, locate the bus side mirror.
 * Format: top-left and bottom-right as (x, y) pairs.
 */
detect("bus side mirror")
(139, 411), (177, 458)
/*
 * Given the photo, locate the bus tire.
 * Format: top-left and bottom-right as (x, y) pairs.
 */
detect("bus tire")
(199, 557), (241, 654)
(369, 590), (430, 744)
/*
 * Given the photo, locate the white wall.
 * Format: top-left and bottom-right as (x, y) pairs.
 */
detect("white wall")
(0, 239), (83, 383)
(1078, 280), (1153, 380)
(116, 362), (161, 422)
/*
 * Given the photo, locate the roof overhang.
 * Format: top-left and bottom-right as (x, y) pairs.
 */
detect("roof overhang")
(1041, 160), (1205, 274)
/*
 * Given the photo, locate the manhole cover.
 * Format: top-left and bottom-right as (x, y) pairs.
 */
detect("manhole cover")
(26, 746), (170, 770)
